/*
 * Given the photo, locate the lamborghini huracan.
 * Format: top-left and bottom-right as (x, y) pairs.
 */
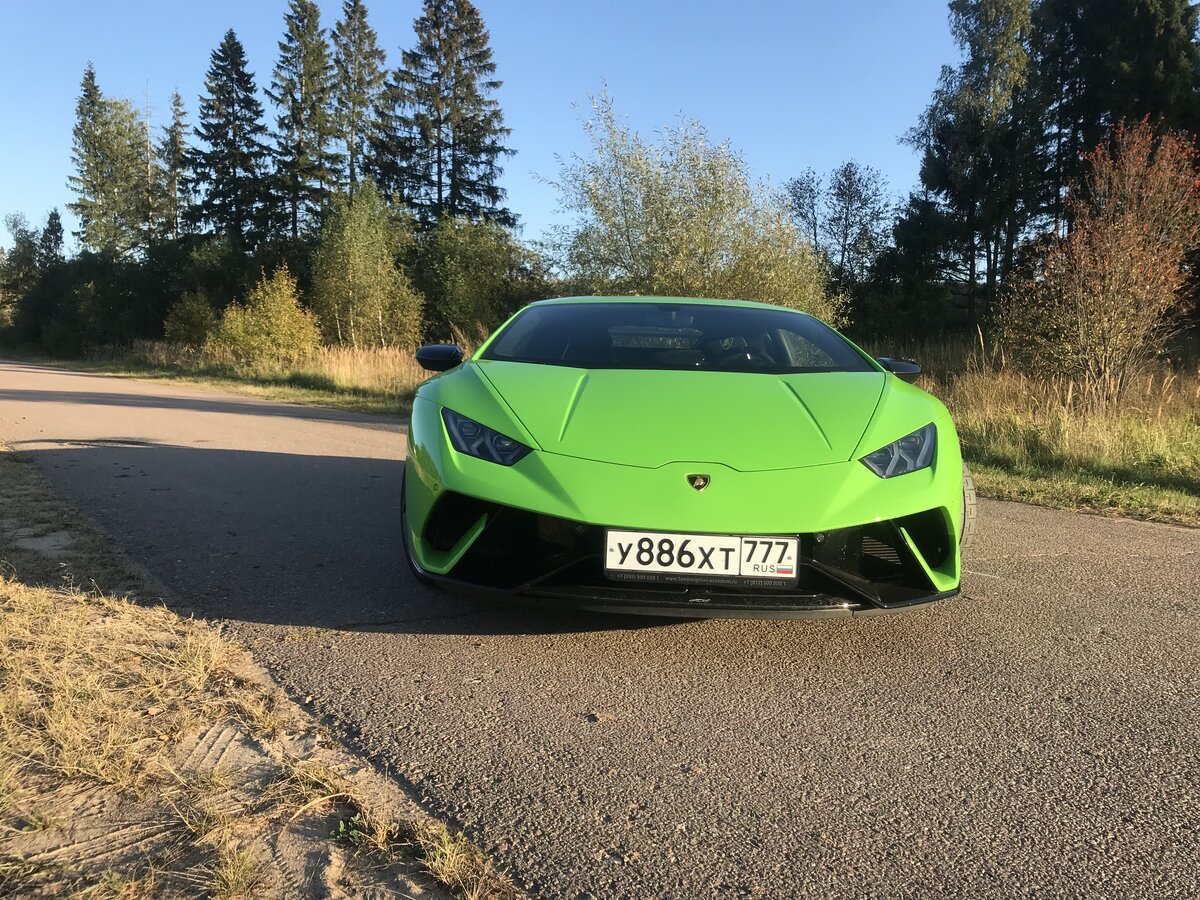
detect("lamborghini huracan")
(403, 297), (976, 618)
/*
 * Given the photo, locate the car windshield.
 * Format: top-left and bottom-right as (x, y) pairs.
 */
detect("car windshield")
(480, 302), (874, 373)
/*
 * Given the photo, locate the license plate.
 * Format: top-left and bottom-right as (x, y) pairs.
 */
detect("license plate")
(604, 530), (799, 586)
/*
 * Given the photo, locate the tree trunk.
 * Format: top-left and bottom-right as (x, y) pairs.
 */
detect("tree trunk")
(966, 206), (977, 329)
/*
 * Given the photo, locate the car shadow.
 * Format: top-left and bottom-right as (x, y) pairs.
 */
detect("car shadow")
(19, 442), (674, 637)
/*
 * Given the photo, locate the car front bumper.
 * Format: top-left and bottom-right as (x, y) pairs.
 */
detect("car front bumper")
(403, 399), (964, 619)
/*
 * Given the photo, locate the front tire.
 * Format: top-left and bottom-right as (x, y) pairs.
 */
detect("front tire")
(960, 463), (977, 555)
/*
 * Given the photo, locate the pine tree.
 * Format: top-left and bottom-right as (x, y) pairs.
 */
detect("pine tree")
(190, 31), (272, 247)
(268, 0), (341, 237)
(137, 96), (163, 251)
(157, 90), (191, 241)
(332, 0), (387, 195)
(905, 0), (1033, 325)
(37, 210), (65, 270)
(67, 64), (149, 256)
(1032, 0), (1200, 225)
(68, 64), (105, 245)
(378, 0), (514, 225)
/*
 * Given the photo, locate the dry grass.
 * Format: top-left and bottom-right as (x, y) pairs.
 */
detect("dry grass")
(414, 821), (518, 900)
(869, 333), (1200, 525)
(45, 341), (432, 417)
(82, 868), (165, 899)
(278, 757), (522, 900)
(193, 342), (429, 400)
(201, 842), (265, 900)
(0, 440), (521, 899)
(29, 326), (500, 418)
(0, 759), (17, 817)
(130, 341), (429, 415)
(0, 578), (255, 897)
(0, 583), (234, 789)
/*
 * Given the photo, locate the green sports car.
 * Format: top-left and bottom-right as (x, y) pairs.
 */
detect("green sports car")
(403, 296), (975, 619)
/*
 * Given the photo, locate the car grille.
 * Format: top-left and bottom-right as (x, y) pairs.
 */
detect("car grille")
(422, 492), (952, 610)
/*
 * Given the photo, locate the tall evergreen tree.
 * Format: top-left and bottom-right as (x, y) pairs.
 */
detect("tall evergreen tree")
(905, 0), (1033, 325)
(157, 90), (192, 241)
(37, 209), (65, 270)
(1031, 0), (1200, 226)
(136, 98), (163, 251)
(332, 0), (387, 195)
(377, 0), (514, 225)
(68, 64), (105, 245)
(190, 30), (272, 247)
(67, 64), (149, 256)
(268, 0), (341, 237)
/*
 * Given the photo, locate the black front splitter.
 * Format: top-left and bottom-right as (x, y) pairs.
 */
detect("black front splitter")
(402, 499), (958, 620)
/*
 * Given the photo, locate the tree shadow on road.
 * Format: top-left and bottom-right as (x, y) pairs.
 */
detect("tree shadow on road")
(18, 442), (673, 637)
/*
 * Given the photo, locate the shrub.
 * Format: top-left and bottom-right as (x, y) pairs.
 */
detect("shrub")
(413, 216), (548, 339)
(163, 291), (217, 347)
(1000, 119), (1200, 410)
(311, 183), (423, 349)
(206, 266), (320, 367)
(547, 93), (846, 324)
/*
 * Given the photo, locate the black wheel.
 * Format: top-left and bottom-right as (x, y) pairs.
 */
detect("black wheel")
(960, 463), (977, 555)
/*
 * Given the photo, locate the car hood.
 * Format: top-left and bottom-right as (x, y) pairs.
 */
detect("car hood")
(473, 361), (887, 471)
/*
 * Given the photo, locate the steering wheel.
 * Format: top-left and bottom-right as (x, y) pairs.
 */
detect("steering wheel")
(717, 348), (775, 369)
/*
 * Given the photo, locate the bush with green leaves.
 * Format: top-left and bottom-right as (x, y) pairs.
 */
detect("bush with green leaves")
(163, 291), (217, 347)
(311, 184), (423, 349)
(206, 266), (320, 367)
(413, 216), (548, 339)
(547, 93), (846, 324)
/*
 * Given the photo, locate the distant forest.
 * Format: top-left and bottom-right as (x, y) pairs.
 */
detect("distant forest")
(1, 0), (1199, 355)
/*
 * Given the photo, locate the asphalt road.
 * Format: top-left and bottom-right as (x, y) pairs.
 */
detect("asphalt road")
(1, 359), (1198, 898)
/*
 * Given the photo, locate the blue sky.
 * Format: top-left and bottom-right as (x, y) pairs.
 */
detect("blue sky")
(0, 1), (958, 250)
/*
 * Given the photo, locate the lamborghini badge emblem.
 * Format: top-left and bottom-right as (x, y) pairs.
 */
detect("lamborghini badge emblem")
(687, 474), (710, 492)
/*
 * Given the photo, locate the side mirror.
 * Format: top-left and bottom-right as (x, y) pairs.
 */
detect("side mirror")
(877, 357), (922, 383)
(416, 344), (464, 372)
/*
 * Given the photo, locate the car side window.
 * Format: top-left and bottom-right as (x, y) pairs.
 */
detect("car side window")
(779, 330), (838, 368)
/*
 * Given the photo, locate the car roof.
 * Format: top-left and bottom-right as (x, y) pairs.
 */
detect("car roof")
(528, 296), (814, 316)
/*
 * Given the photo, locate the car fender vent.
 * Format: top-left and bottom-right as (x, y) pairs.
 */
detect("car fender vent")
(425, 492), (497, 552)
(895, 508), (952, 570)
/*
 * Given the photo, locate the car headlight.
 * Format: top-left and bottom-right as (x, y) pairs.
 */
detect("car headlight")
(441, 408), (532, 466)
(860, 423), (937, 478)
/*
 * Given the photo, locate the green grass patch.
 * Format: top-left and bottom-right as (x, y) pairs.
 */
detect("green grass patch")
(969, 461), (1200, 526)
